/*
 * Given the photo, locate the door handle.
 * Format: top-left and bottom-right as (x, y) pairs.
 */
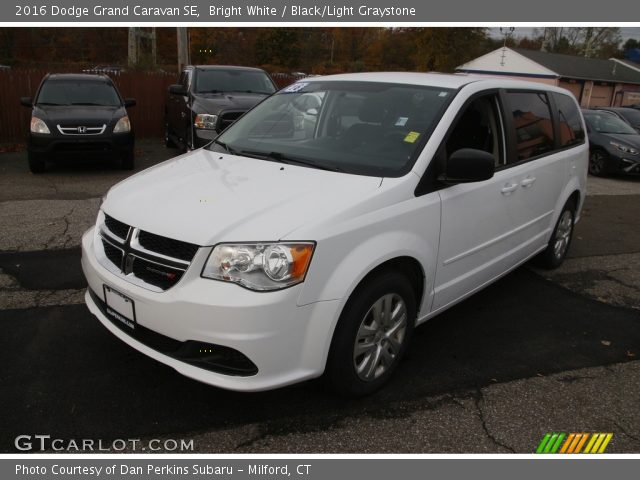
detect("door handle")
(500, 183), (519, 195)
(521, 177), (536, 188)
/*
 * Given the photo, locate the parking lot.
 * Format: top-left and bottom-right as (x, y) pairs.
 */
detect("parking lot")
(1, 141), (639, 453)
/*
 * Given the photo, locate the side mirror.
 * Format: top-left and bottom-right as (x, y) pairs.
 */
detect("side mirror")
(124, 98), (136, 108)
(20, 97), (33, 107)
(169, 84), (186, 95)
(443, 148), (495, 183)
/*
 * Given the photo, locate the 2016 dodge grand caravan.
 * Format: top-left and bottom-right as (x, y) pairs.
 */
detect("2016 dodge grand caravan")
(82, 73), (588, 396)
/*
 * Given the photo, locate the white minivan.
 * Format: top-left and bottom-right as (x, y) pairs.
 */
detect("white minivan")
(82, 73), (588, 396)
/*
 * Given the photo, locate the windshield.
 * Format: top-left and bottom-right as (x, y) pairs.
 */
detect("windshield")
(584, 112), (638, 135)
(209, 81), (454, 176)
(36, 80), (121, 106)
(194, 69), (276, 94)
(618, 109), (640, 126)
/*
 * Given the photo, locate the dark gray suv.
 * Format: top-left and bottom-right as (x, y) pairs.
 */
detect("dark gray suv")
(21, 73), (136, 173)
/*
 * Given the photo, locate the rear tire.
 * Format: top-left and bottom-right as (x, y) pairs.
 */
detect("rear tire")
(325, 271), (416, 397)
(535, 198), (576, 269)
(28, 152), (45, 174)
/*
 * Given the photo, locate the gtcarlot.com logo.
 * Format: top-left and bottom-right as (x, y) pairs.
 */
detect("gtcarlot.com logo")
(536, 432), (613, 454)
(14, 435), (194, 452)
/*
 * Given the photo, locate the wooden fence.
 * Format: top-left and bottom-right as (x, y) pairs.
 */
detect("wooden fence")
(0, 69), (299, 143)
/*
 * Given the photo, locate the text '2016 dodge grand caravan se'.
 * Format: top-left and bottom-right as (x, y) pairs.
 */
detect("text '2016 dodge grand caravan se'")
(82, 73), (588, 396)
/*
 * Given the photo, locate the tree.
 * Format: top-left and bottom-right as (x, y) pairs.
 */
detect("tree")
(535, 27), (622, 58)
(413, 28), (489, 72)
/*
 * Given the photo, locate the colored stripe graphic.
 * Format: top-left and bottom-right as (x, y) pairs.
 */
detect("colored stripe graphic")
(574, 433), (589, 453)
(537, 433), (613, 454)
(550, 433), (566, 453)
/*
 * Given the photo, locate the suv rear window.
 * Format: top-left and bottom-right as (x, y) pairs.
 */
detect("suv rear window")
(37, 80), (121, 107)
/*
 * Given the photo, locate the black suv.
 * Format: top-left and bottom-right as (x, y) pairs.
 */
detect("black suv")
(165, 65), (276, 151)
(21, 73), (136, 173)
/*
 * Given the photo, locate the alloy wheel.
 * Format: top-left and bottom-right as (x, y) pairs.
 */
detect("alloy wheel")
(353, 293), (408, 381)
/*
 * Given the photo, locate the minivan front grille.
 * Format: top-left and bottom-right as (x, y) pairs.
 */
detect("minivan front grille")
(131, 258), (186, 291)
(98, 214), (199, 291)
(138, 230), (199, 262)
(104, 214), (130, 240)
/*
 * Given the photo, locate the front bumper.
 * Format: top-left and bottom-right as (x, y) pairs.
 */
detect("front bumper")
(605, 150), (640, 175)
(28, 132), (134, 157)
(81, 227), (341, 391)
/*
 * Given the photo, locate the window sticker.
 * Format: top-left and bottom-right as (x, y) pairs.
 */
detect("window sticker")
(404, 131), (421, 143)
(395, 117), (409, 127)
(283, 82), (309, 93)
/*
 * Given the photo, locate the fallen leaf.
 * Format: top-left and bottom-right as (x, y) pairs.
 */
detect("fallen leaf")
(601, 340), (611, 346)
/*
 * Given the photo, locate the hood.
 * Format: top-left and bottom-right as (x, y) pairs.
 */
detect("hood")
(102, 149), (383, 246)
(602, 132), (640, 149)
(34, 105), (124, 126)
(191, 92), (268, 115)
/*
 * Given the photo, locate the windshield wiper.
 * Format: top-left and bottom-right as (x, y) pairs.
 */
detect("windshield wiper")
(238, 149), (343, 172)
(197, 90), (223, 94)
(211, 139), (238, 155)
(36, 102), (66, 106)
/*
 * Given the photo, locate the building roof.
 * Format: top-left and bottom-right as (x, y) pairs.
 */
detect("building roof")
(511, 48), (640, 84)
(457, 48), (640, 85)
(612, 58), (640, 74)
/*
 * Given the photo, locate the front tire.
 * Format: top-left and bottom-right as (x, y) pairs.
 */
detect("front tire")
(535, 199), (576, 269)
(28, 151), (45, 174)
(325, 271), (416, 397)
(589, 149), (607, 176)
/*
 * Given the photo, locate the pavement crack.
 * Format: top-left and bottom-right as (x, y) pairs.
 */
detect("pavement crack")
(234, 429), (269, 451)
(472, 388), (515, 453)
(612, 420), (640, 444)
(61, 207), (75, 248)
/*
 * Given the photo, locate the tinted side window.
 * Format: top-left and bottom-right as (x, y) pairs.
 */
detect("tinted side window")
(554, 93), (585, 148)
(507, 92), (555, 162)
(445, 95), (504, 167)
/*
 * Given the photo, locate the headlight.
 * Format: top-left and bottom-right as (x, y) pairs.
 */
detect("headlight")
(30, 117), (50, 134)
(194, 114), (218, 130)
(610, 141), (639, 156)
(113, 116), (131, 133)
(202, 242), (315, 291)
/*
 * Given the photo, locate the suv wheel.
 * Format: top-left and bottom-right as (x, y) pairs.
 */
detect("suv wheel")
(28, 152), (45, 174)
(325, 271), (416, 396)
(535, 198), (576, 269)
(589, 149), (607, 176)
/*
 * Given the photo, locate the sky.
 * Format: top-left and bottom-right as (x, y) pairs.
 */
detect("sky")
(489, 27), (640, 43)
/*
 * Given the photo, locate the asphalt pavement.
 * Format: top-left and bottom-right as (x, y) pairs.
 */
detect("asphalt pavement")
(0, 141), (639, 453)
